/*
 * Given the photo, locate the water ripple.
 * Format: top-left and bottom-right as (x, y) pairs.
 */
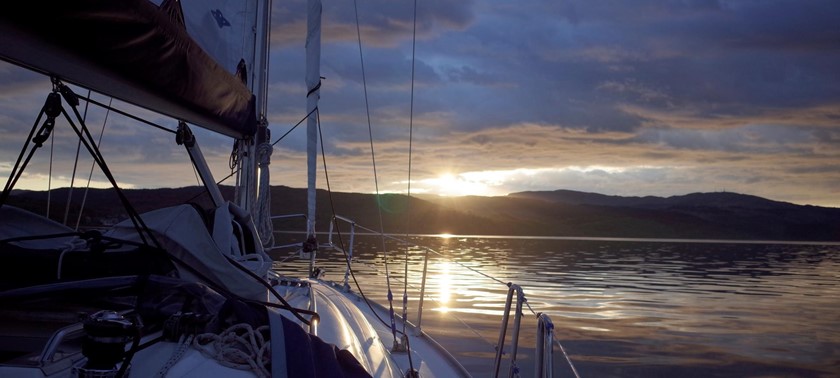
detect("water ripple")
(271, 235), (840, 377)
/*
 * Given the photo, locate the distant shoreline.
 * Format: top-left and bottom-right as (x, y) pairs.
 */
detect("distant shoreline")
(274, 231), (840, 246)
(9, 186), (839, 242)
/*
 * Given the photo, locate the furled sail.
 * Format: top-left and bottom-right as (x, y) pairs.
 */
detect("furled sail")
(0, 0), (260, 138)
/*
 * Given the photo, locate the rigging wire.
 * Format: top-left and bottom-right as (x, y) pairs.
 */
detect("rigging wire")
(191, 160), (202, 187)
(53, 88), (318, 324)
(47, 124), (54, 219)
(0, 79), (155, 246)
(315, 109), (410, 341)
(187, 110), (304, 209)
(276, 91), (580, 378)
(353, 222), (509, 286)
(63, 89), (91, 226)
(75, 97), (113, 230)
(335, 221), (582, 376)
(401, 0), (419, 338)
(346, 247), (499, 351)
(182, 106), (316, 206)
(57, 82), (159, 248)
(76, 96), (175, 134)
(0, 92), (56, 208)
(271, 107), (317, 147)
(352, 0), (401, 352)
(524, 300), (581, 377)
(2, 80), (320, 335)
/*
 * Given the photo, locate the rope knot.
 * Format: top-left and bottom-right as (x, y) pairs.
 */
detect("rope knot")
(257, 143), (273, 167)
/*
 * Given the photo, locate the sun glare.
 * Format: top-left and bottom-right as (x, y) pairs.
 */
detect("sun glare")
(423, 173), (495, 197)
(5, 173), (134, 190)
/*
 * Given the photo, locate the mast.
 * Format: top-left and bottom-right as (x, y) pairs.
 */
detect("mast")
(305, 0), (322, 274)
(251, 0), (272, 115)
(236, 0), (273, 214)
(252, 0), (274, 246)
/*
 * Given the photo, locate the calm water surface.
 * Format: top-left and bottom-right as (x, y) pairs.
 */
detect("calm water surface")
(271, 235), (840, 377)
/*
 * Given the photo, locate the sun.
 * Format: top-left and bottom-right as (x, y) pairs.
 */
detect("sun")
(412, 170), (509, 197)
(429, 173), (492, 196)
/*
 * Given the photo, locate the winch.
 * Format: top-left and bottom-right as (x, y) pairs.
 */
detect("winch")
(74, 310), (139, 378)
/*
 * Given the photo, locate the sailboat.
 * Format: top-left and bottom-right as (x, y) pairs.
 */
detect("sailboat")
(0, 1), (567, 377)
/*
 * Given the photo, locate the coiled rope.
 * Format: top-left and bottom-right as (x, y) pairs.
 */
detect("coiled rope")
(194, 323), (271, 378)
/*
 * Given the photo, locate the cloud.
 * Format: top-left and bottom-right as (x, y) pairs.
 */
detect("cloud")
(597, 79), (672, 103)
(619, 103), (840, 130)
(626, 124), (821, 154)
(272, 0), (475, 48)
(3, 1), (840, 207)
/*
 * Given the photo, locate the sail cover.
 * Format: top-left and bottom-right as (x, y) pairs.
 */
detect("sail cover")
(0, 0), (261, 138)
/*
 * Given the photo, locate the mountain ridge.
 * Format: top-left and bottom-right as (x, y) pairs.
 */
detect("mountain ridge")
(6, 186), (839, 241)
(507, 189), (804, 209)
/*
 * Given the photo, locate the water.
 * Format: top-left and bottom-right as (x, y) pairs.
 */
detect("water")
(271, 235), (840, 377)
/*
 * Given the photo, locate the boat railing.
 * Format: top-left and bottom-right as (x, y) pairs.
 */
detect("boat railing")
(269, 213), (580, 377)
(327, 215), (356, 291)
(493, 283), (525, 377)
(535, 313), (555, 378)
(266, 213), (308, 251)
(321, 216), (580, 378)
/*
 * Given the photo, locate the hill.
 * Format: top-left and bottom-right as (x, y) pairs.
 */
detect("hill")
(4, 186), (839, 241)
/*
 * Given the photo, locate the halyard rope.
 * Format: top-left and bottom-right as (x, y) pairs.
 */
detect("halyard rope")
(256, 140), (274, 247)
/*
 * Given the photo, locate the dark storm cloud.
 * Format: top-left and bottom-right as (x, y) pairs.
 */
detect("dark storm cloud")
(430, 0), (840, 135)
(321, 45), (441, 88)
(272, 0), (474, 47)
(326, 0), (474, 37)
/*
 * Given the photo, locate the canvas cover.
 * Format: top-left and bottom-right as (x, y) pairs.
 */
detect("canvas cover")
(105, 204), (268, 300)
(0, 0), (258, 138)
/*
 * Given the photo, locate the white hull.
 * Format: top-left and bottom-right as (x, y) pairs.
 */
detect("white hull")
(276, 277), (469, 377)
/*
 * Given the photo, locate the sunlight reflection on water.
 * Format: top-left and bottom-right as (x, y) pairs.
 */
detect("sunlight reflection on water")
(271, 234), (840, 377)
(434, 261), (451, 313)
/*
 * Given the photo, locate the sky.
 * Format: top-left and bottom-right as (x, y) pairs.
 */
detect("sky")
(1, 0), (839, 207)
